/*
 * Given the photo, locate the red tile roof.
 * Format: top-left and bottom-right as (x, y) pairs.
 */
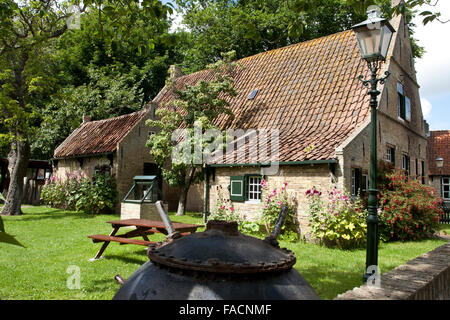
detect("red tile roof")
(54, 110), (148, 158)
(154, 30), (373, 164)
(428, 130), (450, 175)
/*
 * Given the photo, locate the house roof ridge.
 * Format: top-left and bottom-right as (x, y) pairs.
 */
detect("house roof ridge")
(174, 29), (354, 82)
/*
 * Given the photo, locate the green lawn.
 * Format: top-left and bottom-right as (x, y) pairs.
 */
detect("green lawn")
(0, 206), (447, 300)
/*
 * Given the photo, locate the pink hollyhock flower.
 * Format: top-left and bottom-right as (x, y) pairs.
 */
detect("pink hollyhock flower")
(221, 205), (226, 210)
(260, 179), (267, 187)
(229, 207), (234, 211)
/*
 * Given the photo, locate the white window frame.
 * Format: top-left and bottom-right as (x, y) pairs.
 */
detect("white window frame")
(402, 155), (408, 170)
(246, 176), (262, 202)
(443, 177), (450, 201)
(386, 148), (392, 163)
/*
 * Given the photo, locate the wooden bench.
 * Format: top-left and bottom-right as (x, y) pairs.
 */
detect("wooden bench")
(88, 234), (155, 246)
(88, 219), (202, 261)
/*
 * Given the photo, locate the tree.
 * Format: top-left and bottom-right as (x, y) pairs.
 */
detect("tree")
(393, 0), (449, 25)
(146, 51), (239, 216)
(30, 2), (178, 160)
(0, 0), (172, 216)
(174, 0), (389, 73)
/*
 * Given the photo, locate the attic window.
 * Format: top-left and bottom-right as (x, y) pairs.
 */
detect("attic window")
(248, 89), (259, 100)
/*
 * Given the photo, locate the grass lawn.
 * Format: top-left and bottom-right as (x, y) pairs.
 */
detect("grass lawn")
(0, 206), (448, 300)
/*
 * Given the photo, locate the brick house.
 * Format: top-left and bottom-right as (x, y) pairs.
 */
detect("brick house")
(427, 130), (450, 204)
(52, 108), (179, 212)
(54, 11), (429, 235)
(150, 11), (428, 234)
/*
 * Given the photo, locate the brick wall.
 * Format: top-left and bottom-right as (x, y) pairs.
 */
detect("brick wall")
(208, 164), (338, 237)
(335, 242), (450, 300)
(337, 14), (428, 193)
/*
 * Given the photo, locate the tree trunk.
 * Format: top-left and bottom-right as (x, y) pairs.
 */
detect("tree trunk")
(176, 186), (189, 216)
(175, 167), (196, 216)
(1, 139), (30, 216)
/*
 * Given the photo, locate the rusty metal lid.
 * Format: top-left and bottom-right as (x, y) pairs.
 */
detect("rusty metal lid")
(147, 220), (296, 274)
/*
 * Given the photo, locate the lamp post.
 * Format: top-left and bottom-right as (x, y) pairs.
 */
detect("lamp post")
(436, 156), (444, 199)
(352, 7), (395, 283)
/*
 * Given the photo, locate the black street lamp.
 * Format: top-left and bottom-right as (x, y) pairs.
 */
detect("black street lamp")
(352, 7), (395, 283)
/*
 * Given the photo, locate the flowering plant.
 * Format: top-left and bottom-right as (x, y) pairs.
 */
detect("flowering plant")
(306, 187), (367, 249)
(209, 185), (261, 235)
(209, 185), (240, 221)
(41, 171), (117, 214)
(378, 170), (443, 241)
(260, 180), (299, 241)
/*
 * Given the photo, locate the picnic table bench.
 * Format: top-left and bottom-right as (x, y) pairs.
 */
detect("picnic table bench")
(88, 219), (202, 261)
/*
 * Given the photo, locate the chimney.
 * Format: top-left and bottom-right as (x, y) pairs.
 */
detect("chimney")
(168, 65), (183, 79)
(82, 115), (91, 123)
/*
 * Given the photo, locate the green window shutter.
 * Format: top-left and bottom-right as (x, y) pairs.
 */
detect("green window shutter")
(229, 176), (245, 202)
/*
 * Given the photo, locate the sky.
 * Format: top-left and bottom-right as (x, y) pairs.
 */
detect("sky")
(164, 0), (449, 131)
(413, 1), (450, 131)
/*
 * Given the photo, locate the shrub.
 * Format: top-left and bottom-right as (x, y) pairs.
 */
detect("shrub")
(41, 171), (117, 214)
(260, 180), (300, 241)
(208, 185), (261, 235)
(378, 170), (443, 241)
(306, 187), (367, 250)
(209, 181), (299, 241)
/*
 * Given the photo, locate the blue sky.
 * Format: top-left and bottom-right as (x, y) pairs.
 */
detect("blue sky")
(413, 1), (450, 131)
(164, 1), (449, 131)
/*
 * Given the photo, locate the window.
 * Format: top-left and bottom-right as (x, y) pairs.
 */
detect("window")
(351, 168), (362, 196)
(443, 177), (450, 200)
(402, 154), (410, 175)
(386, 146), (395, 164)
(247, 176), (262, 201)
(421, 161), (426, 184)
(94, 165), (111, 176)
(415, 158), (419, 177)
(248, 89), (259, 100)
(397, 82), (411, 121)
(362, 174), (369, 195)
(229, 175), (263, 202)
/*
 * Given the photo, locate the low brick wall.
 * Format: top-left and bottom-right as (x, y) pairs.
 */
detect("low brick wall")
(335, 242), (450, 300)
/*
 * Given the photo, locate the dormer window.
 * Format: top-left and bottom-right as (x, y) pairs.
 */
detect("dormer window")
(397, 82), (411, 122)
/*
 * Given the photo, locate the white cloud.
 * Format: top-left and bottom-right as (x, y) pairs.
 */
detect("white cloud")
(420, 98), (432, 120)
(413, 1), (450, 98)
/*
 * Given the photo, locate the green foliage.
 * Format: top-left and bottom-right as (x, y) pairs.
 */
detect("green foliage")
(41, 171), (117, 214)
(145, 51), (239, 210)
(378, 170), (443, 242)
(208, 185), (262, 235)
(209, 180), (300, 242)
(175, 0), (391, 72)
(260, 181), (300, 242)
(306, 187), (368, 250)
(29, 3), (177, 159)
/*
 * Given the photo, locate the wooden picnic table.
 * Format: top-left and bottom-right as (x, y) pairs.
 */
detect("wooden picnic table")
(88, 219), (202, 261)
